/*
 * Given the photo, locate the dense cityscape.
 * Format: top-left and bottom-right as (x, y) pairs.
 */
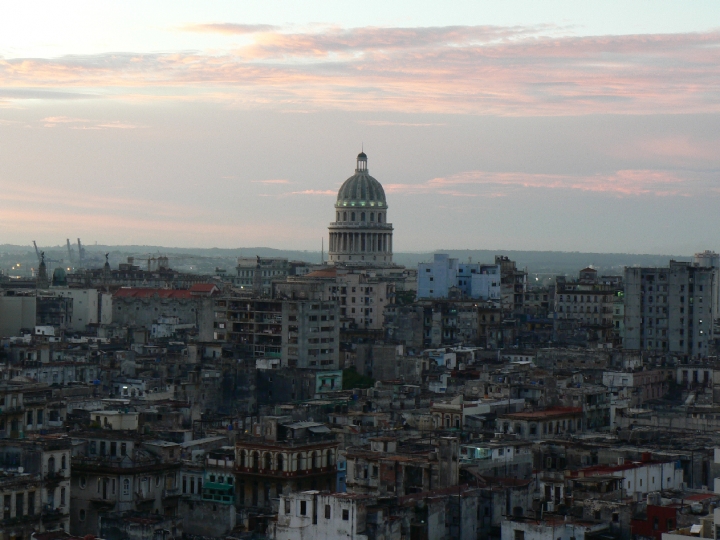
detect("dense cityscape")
(1, 151), (720, 540)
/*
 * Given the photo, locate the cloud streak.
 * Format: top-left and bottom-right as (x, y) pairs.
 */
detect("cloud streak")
(0, 25), (718, 115)
(386, 169), (710, 198)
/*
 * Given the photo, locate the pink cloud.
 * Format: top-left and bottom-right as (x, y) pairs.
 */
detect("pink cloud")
(386, 169), (701, 198)
(287, 189), (336, 196)
(0, 26), (719, 116)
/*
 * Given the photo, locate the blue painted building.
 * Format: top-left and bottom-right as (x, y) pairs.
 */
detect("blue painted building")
(418, 254), (501, 300)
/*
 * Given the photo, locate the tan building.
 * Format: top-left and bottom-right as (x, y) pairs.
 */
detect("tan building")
(275, 267), (395, 331)
(234, 417), (339, 511)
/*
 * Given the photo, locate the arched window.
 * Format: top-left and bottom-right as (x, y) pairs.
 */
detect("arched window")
(361, 212), (366, 221)
(343, 212), (347, 221)
(123, 478), (130, 496)
(277, 453), (284, 472)
(328, 450), (335, 467)
(61, 454), (66, 470)
(351, 212), (356, 221)
(370, 212), (375, 222)
(240, 450), (246, 468)
(378, 213), (383, 223)
(48, 456), (55, 474)
(252, 451), (260, 472)
(264, 453), (272, 470)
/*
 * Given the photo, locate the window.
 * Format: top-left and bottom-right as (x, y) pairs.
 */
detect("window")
(121, 443), (127, 456)
(300, 500), (307, 516)
(123, 478), (130, 496)
(79, 509), (86, 521)
(514, 531), (525, 540)
(343, 509), (350, 521)
(285, 499), (291, 514)
(325, 504), (331, 519)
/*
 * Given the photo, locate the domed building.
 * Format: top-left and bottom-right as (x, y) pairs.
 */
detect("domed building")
(328, 152), (394, 265)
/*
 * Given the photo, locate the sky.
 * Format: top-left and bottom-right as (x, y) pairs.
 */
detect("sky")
(1, 1), (719, 254)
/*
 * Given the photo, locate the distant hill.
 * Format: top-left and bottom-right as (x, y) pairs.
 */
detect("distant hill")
(0, 244), (694, 277)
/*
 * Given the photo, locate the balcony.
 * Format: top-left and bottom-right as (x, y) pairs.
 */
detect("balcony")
(163, 487), (181, 498)
(42, 505), (68, 522)
(0, 406), (24, 416)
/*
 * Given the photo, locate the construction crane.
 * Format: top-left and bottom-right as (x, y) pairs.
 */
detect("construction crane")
(66, 239), (74, 263)
(32, 241), (62, 264)
(74, 238), (104, 267)
(77, 238), (86, 266)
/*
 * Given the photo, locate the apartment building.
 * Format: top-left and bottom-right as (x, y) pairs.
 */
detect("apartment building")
(275, 266), (395, 331)
(213, 297), (339, 369)
(70, 432), (182, 536)
(624, 261), (717, 358)
(554, 268), (623, 343)
(0, 436), (72, 535)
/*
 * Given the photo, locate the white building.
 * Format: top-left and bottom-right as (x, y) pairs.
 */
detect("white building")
(270, 491), (383, 540)
(502, 517), (609, 540)
(572, 458), (683, 497)
(52, 288), (99, 332)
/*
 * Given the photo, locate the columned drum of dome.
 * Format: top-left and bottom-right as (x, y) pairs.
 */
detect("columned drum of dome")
(328, 152), (394, 265)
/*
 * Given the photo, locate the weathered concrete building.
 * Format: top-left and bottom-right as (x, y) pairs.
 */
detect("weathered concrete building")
(345, 437), (459, 496)
(624, 261), (717, 358)
(213, 297), (340, 369)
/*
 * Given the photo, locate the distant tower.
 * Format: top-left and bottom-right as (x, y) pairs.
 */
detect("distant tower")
(36, 252), (49, 289)
(694, 250), (720, 268)
(102, 253), (111, 286)
(328, 152), (394, 265)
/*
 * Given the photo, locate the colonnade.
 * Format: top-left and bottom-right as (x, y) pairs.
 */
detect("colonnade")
(328, 231), (392, 254)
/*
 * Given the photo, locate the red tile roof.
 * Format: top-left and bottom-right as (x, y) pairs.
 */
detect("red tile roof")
(304, 268), (338, 278)
(499, 407), (583, 420)
(189, 283), (219, 294)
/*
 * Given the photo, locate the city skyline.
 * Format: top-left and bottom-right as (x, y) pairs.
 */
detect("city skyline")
(1, 1), (719, 253)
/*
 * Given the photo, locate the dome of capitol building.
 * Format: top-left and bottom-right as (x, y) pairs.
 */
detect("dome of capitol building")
(328, 152), (393, 265)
